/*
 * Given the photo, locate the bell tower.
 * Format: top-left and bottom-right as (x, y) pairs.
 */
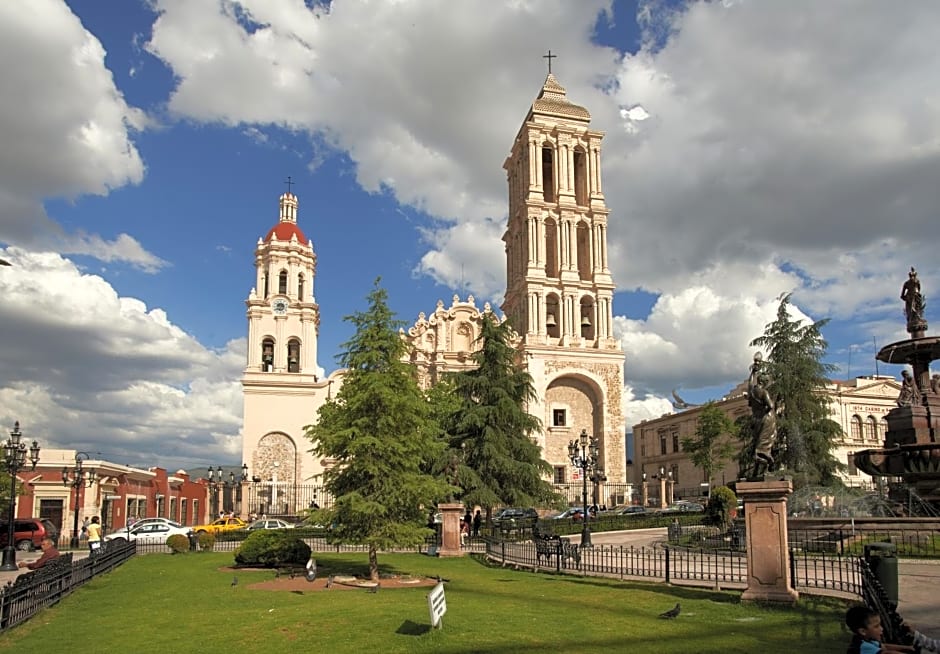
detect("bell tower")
(502, 71), (627, 489)
(242, 189), (334, 507)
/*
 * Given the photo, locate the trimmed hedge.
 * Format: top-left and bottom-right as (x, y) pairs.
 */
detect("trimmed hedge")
(166, 534), (190, 554)
(234, 530), (311, 567)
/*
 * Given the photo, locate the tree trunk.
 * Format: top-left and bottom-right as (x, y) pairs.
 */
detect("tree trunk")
(369, 545), (379, 581)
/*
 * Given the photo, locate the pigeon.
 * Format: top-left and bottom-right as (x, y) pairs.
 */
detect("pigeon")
(434, 575), (451, 584)
(231, 576), (238, 589)
(326, 575), (334, 589)
(659, 603), (680, 619)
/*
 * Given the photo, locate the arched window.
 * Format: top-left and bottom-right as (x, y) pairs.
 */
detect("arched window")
(573, 147), (588, 206)
(545, 294), (560, 339)
(297, 274), (305, 302)
(287, 339), (301, 373)
(866, 416), (878, 442)
(850, 415), (863, 441)
(542, 146), (555, 203)
(262, 274), (268, 298)
(576, 223), (591, 280)
(261, 338), (275, 372)
(544, 218), (558, 278)
(278, 270), (288, 295)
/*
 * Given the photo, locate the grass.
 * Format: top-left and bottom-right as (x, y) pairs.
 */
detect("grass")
(0, 552), (851, 653)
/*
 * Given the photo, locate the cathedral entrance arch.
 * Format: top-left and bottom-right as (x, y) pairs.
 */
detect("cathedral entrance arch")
(251, 432), (299, 517)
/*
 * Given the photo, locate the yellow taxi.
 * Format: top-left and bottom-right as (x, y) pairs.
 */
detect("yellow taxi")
(191, 517), (248, 535)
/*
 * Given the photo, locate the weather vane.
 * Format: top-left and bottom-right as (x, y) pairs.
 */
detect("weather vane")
(543, 50), (557, 74)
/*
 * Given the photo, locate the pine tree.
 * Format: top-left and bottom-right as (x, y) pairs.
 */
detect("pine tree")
(445, 317), (556, 521)
(305, 280), (449, 580)
(681, 402), (737, 486)
(748, 294), (843, 487)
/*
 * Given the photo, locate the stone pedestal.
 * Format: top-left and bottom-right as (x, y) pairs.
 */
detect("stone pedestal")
(659, 478), (668, 509)
(641, 481), (648, 507)
(436, 502), (465, 558)
(737, 479), (798, 604)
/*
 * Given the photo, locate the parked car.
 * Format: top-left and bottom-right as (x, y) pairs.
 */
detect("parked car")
(492, 507), (539, 527)
(663, 501), (704, 513)
(246, 518), (295, 531)
(190, 517), (249, 535)
(104, 522), (192, 546)
(616, 506), (648, 515)
(551, 507), (585, 521)
(0, 518), (60, 551)
(114, 517), (184, 536)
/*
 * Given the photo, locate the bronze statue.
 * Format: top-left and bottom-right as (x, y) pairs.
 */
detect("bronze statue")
(746, 352), (778, 478)
(901, 267), (926, 331)
(897, 369), (916, 407)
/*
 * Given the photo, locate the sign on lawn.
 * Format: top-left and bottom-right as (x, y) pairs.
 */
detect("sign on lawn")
(427, 581), (446, 629)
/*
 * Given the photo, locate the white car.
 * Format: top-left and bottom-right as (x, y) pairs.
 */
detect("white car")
(105, 522), (192, 545)
(246, 518), (295, 531)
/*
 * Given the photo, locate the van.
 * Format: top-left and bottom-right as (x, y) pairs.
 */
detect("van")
(0, 518), (60, 551)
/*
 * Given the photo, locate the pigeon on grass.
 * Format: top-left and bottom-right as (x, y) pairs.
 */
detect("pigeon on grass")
(658, 603), (680, 619)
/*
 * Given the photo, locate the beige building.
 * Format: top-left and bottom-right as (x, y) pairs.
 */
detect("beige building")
(242, 71), (628, 509)
(632, 375), (901, 505)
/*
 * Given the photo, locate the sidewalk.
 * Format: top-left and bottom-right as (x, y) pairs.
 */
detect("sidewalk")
(898, 560), (940, 635)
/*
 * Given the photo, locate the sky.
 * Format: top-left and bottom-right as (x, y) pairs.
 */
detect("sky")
(1, 0), (937, 472)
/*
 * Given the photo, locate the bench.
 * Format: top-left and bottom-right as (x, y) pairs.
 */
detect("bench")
(534, 534), (581, 569)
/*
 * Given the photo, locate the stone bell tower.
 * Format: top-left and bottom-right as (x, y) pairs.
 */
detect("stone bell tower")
(501, 72), (627, 492)
(241, 190), (335, 504)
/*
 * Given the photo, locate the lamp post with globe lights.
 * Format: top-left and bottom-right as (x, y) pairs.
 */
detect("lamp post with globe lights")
(1, 422), (41, 571)
(568, 429), (600, 548)
(62, 452), (98, 549)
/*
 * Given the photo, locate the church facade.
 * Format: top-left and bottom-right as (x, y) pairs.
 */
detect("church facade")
(241, 72), (627, 513)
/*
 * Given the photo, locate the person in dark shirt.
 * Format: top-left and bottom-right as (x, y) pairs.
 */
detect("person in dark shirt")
(17, 536), (60, 570)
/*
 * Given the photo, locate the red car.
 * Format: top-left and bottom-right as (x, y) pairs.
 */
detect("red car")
(0, 518), (60, 551)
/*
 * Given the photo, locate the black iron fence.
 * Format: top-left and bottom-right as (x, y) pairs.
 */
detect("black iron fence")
(244, 483), (334, 519)
(0, 540), (135, 631)
(789, 526), (940, 558)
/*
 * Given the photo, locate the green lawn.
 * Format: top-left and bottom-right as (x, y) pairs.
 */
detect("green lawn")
(0, 552), (850, 653)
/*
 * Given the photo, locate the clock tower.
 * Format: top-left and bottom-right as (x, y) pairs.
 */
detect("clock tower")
(241, 191), (336, 502)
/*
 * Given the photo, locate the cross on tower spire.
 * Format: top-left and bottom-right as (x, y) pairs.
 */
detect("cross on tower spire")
(543, 50), (557, 74)
(284, 176), (294, 195)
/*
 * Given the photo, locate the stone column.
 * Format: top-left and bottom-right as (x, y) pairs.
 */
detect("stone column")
(659, 477), (667, 509)
(641, 480), (648, 507)
(737, 479), (798, 604)
(436, 502), (465, 558)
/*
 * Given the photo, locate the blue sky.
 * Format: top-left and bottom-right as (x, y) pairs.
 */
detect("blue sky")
(1, 0), (937, 471)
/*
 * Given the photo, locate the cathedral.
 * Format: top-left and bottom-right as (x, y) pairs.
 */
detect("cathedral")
(241, 71), (628, 512)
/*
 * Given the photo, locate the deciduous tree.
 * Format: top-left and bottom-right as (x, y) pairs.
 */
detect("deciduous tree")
(681, 402), (737, 487)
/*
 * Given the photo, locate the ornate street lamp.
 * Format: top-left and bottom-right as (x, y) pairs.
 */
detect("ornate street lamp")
(568, 428), (600, 548)
(208, 465), (249, 517)
(1, 422), (41, 571)
(62, 452), (98, 549)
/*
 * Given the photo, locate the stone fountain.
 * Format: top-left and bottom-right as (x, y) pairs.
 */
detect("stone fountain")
(855, 268), (940, 508)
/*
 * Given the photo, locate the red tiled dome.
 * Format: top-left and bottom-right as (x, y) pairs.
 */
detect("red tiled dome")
(264, 222), (307, 244)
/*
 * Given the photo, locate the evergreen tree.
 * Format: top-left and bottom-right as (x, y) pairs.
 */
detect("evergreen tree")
(305, 280), (449, 580)
(445, 317), (557, 521)
(681, 402), (737, 487)
(748, 294), (843, 487)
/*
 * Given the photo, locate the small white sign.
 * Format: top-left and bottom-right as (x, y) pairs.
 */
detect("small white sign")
(427, 581), (446, 629)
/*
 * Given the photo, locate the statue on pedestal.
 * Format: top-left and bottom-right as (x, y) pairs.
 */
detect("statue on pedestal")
(743, 352), (779, 479)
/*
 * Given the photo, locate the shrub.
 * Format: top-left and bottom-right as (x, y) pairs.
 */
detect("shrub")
(234, 530), (311, 567)
(166, 534), (190, 554)
(706, 486), (738, 529)
(197, 531), (216, 551)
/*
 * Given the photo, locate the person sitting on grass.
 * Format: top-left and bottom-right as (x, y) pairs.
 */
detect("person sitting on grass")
(845, 606), (913, 654)
(17, 537), (60, 570)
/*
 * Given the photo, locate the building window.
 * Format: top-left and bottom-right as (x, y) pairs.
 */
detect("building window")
(553, 466), (566, 484)
(180, 498), (188, 525)
(660, 434), (667, 456)
(169, 498), (177, 521)
(577, 224), (591, 281)
(278, 270), (288, 295)
(573, 147), (588, 206)
(193, 500), (200, 524)
(545, 220), (559, 279)
(672, 433), (680, 453)
(671, 465), (679, 485)
(552, 409), (566, 427)
(866, 416), (878, 442)
(851, 415), (863, 441)
(298, 274), (305, 301)
(262, 274), (268, 298)
(847, 452), (858, 475)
